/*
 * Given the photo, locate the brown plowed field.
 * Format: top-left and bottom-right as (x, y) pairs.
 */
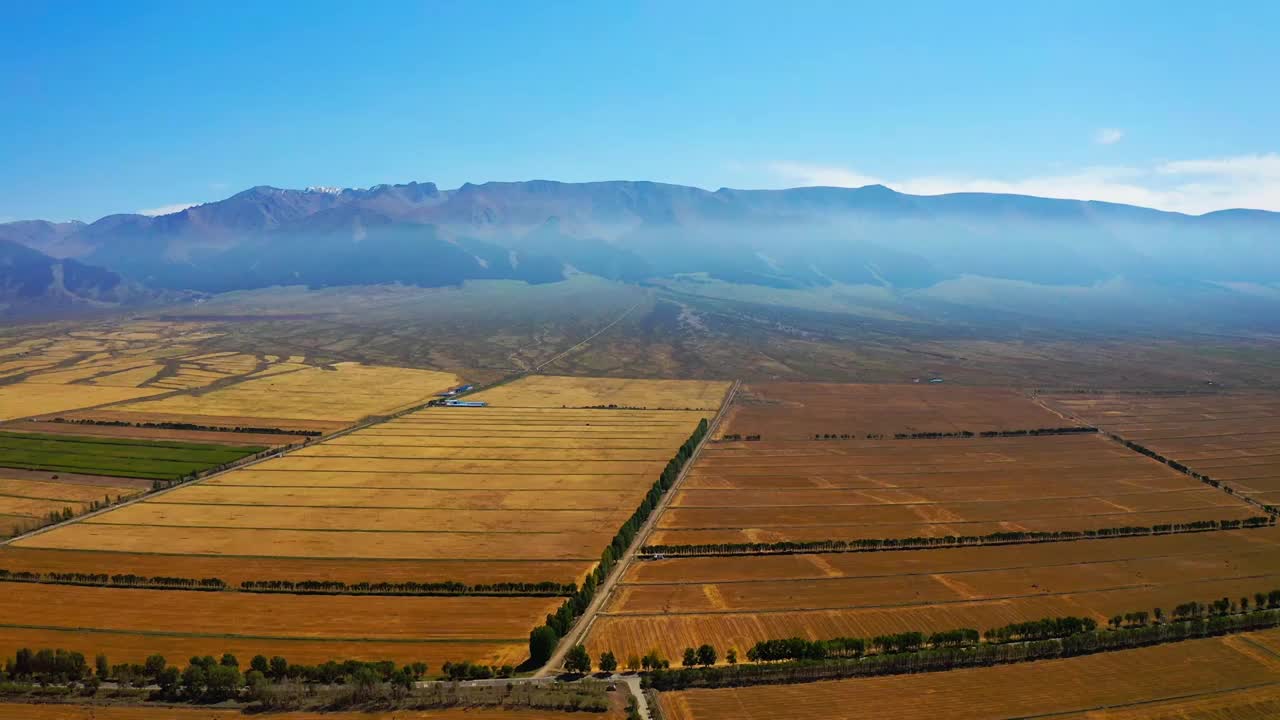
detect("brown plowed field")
(657, 629), (1280, 720)
(598, 384), (1275, 663)
(626, 528), (1280, 584)
(1046, 393), (1280, 501)
(720, 382), (1068, 440)
(654, 433), (1256, 544)
(589, 571), (1280, 664)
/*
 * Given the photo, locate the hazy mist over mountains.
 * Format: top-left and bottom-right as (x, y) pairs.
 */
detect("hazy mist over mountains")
(2, 180), (1278, 323)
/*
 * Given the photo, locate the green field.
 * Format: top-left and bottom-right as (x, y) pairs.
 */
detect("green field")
(0, 432), (266, 480)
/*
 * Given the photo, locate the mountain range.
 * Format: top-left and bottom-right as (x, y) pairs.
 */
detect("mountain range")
(2, 180), (1278, 316)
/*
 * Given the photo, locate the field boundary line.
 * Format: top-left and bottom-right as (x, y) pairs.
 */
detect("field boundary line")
(535, 379), (741, 677)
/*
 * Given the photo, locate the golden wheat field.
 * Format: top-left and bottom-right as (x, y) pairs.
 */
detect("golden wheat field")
(108, 362), (461, 422)
(657, 630), (1280, 720)
(466, 375), (730, 410)
(11, 379), (715, 586)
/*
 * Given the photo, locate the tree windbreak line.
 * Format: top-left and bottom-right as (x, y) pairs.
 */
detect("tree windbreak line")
(48, 417), (323, 436)
(644, 587), (1280, 691)
(0, 649), (611, 713)
(815, 427), (1097, 441)
(1106, 433), (1280, 515)
(530, 418), (711, 665)
(240, 579), (574, 597)
(0, 569), (575, 597)
(641, 516), (1276, 557)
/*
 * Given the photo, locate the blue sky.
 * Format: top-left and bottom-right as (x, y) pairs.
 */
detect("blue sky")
(2, 1), (1278, 221)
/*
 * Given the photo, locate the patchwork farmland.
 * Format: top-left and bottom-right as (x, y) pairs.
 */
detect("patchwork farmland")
(0, 374), (729, 669)
(584, 382), (1278, 672)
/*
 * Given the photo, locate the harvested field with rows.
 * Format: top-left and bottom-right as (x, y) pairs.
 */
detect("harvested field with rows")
(720, 382), (1070, 440)
(650, 432), (1256, 546)
(0, 546), (585, 587)
(99, 362), (461, 426)
(657, 629), (1280, 720)
(12, 401), (710, 583)
(0, 469), (148, 537)
(467, 375), (730, 410)
(0, 581), (556, 667)
(1046, 393), (1280, 507)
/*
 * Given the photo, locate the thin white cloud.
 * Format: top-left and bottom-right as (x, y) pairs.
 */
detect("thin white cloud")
(1094, 128), (1125, 145)
(767, 162), (882, 188)
(138, 202), (198, 217)
(1157, 153), (1280, 179)
(765, 155), (1280, 214)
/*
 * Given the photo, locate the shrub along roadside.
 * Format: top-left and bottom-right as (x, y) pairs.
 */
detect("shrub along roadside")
(529, 418), (710, 665)
(641, 516), (1276, 557)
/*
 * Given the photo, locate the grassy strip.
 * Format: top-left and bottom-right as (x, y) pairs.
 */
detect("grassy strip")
(0, 430), (265, 454)
(641, 516), (1276, 557)
(0, 438), (263, 465)
(644, 590), (1280, 691)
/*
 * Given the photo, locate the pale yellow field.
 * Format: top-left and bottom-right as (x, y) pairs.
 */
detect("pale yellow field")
(17, 523), (606, 560)
(0, 385), (166, 421)
(87, 502), (630, 534)
(112, 362), (460, 421)
(468, 375), (730, 410)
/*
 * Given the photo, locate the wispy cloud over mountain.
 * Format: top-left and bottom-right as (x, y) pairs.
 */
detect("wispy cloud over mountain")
(766, 153), (1280, 214)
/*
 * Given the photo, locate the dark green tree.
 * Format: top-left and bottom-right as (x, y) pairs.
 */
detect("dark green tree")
(599, 651), (618, 673)
(250, 654), (269, 675)
(529, 625), (559, 665)
(682, 647), (697, 667)
(565, 644), (591, 674)
(696, 644), (717, 667)
(269, 656), (289, 679)
(143, 655), (167, 681)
